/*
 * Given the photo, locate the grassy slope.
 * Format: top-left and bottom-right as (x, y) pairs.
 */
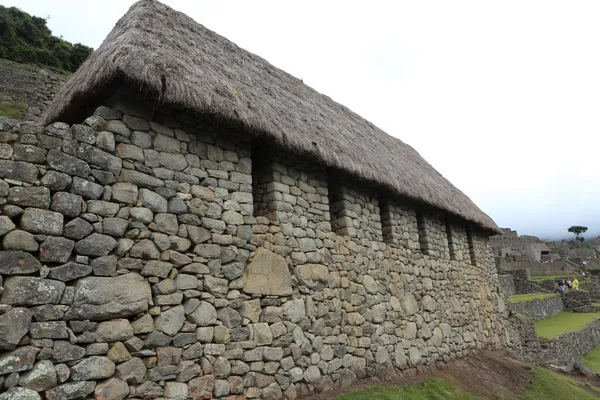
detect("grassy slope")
(531, 275), (577, 280)
(331, 379), (484, 400)
(522, 367), (598, 400)
(509, 293), (558, 303)
(0, 102), (27, 120)
(331, 368), (598, 399)
(534, 310), (600, 339)
(582, 345), (600, 373)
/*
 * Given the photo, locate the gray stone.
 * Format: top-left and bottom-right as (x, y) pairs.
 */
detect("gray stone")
(154, 135), (180, 153)
(7, 186), (50, 209)
(401, 293), (419, 316)
(115, 357), (146, 384)
(283, 299), (305, 323)
(131, 131), (152, 148)
(20, 208), (63, 235)
(119, 169), (164, 187)
(96, 132), (116, 153)
(204, 275), (228, 294)
(13, 144), (47, 163)
(0, 346), (38, 374)
(243, 248), (292, 296)
(50, 192), (82, 217)
(187, 301), (217, 326)
(0, 307), (32, 350)
(116, 143), (144, 160)
(64, 273), (151, 320)
(144, 331), (172, 348)
(304, 365), (321, 383)
(123, 115), (149, 131)
(175, 274), (198, 290)
(45, 381), (96, 400)
(91, 255), (118, 276)
(159, 152), (187, 171)
(1, 277), (65, 306)
(422, 295), (436, 312)
(106, 120), (130, 136)
(138, 189), (167, 212)
(129, 239), (160, 259)
(0, 251), (41, 274)
(155, 305), (185, 336)
(130, 207), (153, 223)
(155, 213), (178, 234)
(408, 347), (422, 365)
(168, 198), (187, 214)
(40, 236), (75, 263)
(77, 144), (122, 173)
(19, 360), (57, 391)
(48, 262), (92, 282)
(71, 177), (104, 199)
(223, 262), (245, 280)
(52, 341), (85, 362)
(47, 149), (90, 178)
(41, 170), (72, 191)
(0, 387), (41, 400)
(29, 321), (68, 339)
(63, 218), (93, 240)
(217, 307), (242, 328)
(2, 230), (39, 251)
(94, 378), (129, 400)
(112, 182), (138, 204)
(0, 216), (15, 236)
(75, 233), (117, 256)
(96, 319), (134, 342)
(187, 225), (211, 244)
(103, 218), (129, 237)
(72, 124), (96, 144)
(0, 160), (38, 183)
(87, 200), (119, 217)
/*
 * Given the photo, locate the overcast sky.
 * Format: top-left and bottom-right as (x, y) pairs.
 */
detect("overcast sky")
(4, 0), (599, 240)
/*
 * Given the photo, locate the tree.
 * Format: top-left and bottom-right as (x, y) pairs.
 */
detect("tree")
(568, 226), (588, 242)
(0, 6), (92, 72)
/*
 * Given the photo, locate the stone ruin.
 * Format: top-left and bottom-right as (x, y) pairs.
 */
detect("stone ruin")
(0, 89), (509, 399)
(0, 1), (511, 398)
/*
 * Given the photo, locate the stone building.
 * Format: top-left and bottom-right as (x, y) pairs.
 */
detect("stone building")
(490, 228), (553, 263)
(0, 1), (508, 399)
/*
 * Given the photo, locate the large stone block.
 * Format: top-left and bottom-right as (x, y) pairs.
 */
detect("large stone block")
(0, 251), (41, 275)
(20, 208), (63, 235)
(243, 247), (292, 296)
(0, 307), (32, 350)
(64, 273), (151, 321)
(1, 277), (65, 306)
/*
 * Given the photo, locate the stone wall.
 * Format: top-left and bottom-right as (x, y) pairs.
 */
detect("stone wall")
(508, 296), (563, 322)
(498, 275), (516, 296)
(562, 291), (595, 313)
(538, 318), (600, 365)
(498, 261), (577, 277)
(0, 88), (507, 399)
(0, 59), (68, 122)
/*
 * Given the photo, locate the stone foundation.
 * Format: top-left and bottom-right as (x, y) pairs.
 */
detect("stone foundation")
(0, 87), (508, 399)
(508, 295), (563, 322)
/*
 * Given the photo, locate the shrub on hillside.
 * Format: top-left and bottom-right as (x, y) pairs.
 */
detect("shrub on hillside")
(0, 6), (92, 72)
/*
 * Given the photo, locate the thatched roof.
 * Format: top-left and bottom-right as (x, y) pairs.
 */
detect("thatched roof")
(43, 0), (499, 233)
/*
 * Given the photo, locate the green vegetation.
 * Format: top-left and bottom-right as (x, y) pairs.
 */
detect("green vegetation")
(0, 6), (92, 72)
(0, 102), (27, 119)
(582, 345), (600, 373)
(522, 367), (598, 400)
(509, 293), (558, 303)
(330, 368), (598, 400)
(330, 378), (484, 400)
(534, 310), (600, 339)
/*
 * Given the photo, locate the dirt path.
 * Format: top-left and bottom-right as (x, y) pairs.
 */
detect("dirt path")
(309, 351), (600, 399)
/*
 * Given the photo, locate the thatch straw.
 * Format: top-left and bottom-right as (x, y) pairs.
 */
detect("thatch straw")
(42, 0), (499, 233)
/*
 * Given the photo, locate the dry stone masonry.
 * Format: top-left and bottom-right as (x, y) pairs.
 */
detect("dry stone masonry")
(0, 90), (508, 399)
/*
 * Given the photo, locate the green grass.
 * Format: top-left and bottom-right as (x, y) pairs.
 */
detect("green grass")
(509, 293), (558, 303)
(330, 378), (485, 400)
(582, 345), (600, 373)
(531, 274), (577, 280)
(534, 310), (600, 339)
(0, 102), (27, 120)
(522, 367), (599, 400)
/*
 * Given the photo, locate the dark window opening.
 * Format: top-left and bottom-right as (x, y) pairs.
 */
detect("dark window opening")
(445, 215), (456, 260)
(467, 228), (477, 266)
(416, 212), (430, 255)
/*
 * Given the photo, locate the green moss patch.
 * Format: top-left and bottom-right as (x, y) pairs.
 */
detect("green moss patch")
(534, 310), (600, 339)
(509, 293), (558, 303)
(0, 102), (27, 120)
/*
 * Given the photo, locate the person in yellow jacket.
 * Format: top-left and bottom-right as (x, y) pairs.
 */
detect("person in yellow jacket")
(572, 278), (579, 291)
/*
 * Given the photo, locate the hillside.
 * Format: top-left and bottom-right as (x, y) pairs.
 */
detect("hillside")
(0, 5), (91, 73)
